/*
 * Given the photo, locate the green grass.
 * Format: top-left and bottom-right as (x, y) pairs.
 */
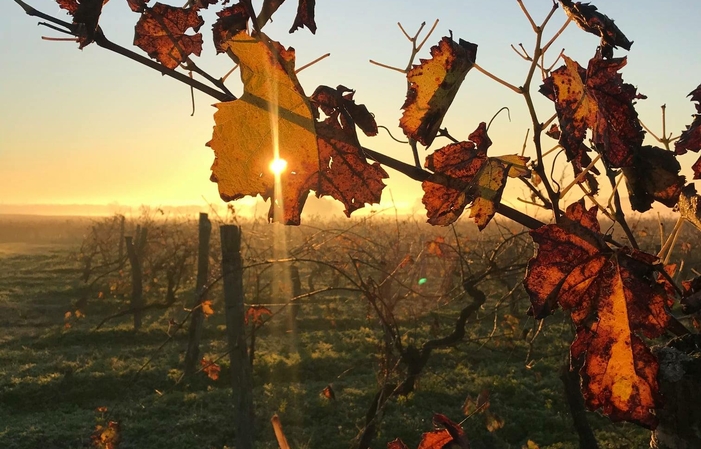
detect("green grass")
(0, 217), (656, 449)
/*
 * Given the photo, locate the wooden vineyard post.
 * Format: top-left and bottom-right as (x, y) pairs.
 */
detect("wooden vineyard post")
(117, 214), (126, 268)
(126, 225), (147, 331)
(221, 225), (254, 449)
(184, 213), (212, 378)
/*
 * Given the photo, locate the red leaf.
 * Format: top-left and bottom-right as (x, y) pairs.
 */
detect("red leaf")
(200, 358), (221, 380)
(541, 53), (644, 169)
(133, 3), (204, 69)
(524, 201), (675, 428)
(245, 305), (272, 325)
(675, 84), (701, 178)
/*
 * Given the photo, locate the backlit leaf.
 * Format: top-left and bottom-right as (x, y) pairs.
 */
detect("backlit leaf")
(212, 3), (250, 54)
(421, 123), (529, 229)
(200, 358), (221, 380)
(91, 421), (120, 449)
(559, 0), (632, 58)
(540, 53), (644, 168)
(321, 384), (335, 400)
(678, 184), (701, 232)
(245, 305), (272, 325)
(56, 0), (108, 48)
(524, 201), (675, 428)
(201, 300), (214, 317)
(622, 146), (685, 212)
(209, 32), (386, 224)
(387, 439), (410, 449)
(400, 37), (478, 146)
(289, 0), (316, 34)
(133, 3), (204, 69)
(674, 84), (701, 178)
(425, 236), (446, 257)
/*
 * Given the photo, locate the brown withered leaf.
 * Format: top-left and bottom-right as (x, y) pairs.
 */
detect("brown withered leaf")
(559, 0), (632, 58)
(134, 3), (204, 69)
(289, 0), (316, 33)
(422, 123), (530, 229)
(257, 0), (285, 29)
(245, 305), (272, 325)
(426, 236), (446, 257)
(321, 384), (335, 400)
(401, 37), (478, 146)
(311, 85), (378, 137)
(126, 0), (148, 13)
(387, 440), (410, 449)
(56, 0), (108, 48)
(674, 84), (701, 178)
(524, 201), (675, 428)
(201, 300), (214, 317)
(540, 53), (644, 168)
(209, 32), (386, 224)
(622, 145), (685, 212)
(213, 3), (250, 54)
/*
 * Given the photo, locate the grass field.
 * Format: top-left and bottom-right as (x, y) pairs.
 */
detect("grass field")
(0, 213), (670, 449)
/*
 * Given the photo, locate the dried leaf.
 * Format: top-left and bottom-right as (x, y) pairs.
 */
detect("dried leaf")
(540, 53), (644, 169)
(398, 254), (414, 269)
(257, 0), (285, 29)
(675, 84), (701, 178)
(421, 123), (529, 228)
(289, 0), (316, 34)
(200, 358), (221, 380)
(213, 3), (250, 54)
(484, 411), (504, 432)
(126, 0), (148, 13)
(209, 32), (386, 224)
(426, 236), (446, 257)
(622, 146), (685, 212)
(524, 201), (675, 428)
(133, 3), (204, 69)
(559, 0), (632, 58)
(401, 37), (478, 146)
(56, 0), (108, 48)
(678, 184), (701, 232)
(681, 275), (701, 315)
(245, 305), (272, 325)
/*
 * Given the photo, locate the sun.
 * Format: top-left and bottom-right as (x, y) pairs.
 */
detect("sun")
(269, 158), (288, 175)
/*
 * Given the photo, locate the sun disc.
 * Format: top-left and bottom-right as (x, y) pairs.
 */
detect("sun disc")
(269, 158), (288, 175)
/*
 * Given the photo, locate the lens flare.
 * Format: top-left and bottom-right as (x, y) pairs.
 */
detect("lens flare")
(270, 158), (288, 175)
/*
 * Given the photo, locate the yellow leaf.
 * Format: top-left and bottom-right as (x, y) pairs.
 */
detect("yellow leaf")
(209, 31), (317, 225)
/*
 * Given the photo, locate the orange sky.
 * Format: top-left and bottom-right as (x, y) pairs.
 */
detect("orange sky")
(2, 1), (701, 221)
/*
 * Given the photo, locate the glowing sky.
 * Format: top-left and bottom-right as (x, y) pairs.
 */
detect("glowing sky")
(2, 1), (701, 218)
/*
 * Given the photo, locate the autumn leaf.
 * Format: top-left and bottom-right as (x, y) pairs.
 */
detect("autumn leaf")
(400, 37), (478, 146)
(245, 305), (272, 325)
(421, 123), (530, 229)
(425, 236), (446, 257)
(678, 184), (701, 232)
(675, 84), (701, 178)
(559, 0), (632, 58)
(622, 145), (685, 212)
(126, 0), (147, 13)
(388, 414), (469, 449)
(201, 300), (214, 317)
(212, 3), (250, 54)
(540, 53), (644, 169)
(91, 421), (120, 449)
(133, 3), (204, 69)
(56, 0), (108, 48)
(321, 384), (335, 400)
(200, 358), (221, 380)
(209, 31), (386, 224)
(524, 201), (675, 428)
(289, 0), (316, 34)
(681, 275), (701, 315)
